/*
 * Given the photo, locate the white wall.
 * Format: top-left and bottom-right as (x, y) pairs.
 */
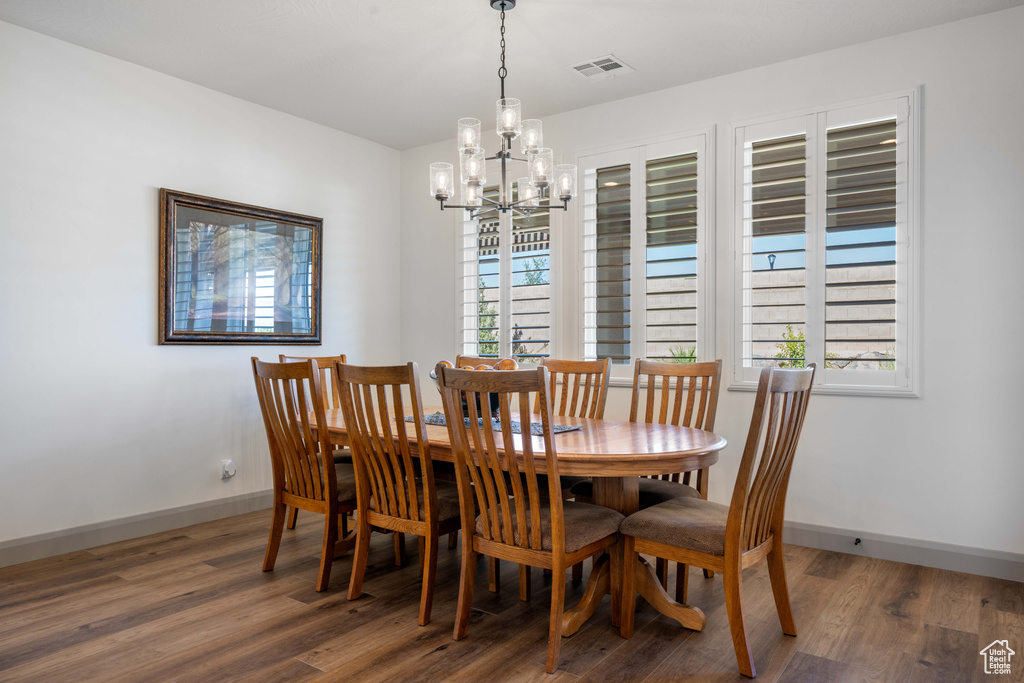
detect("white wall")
(400, 7), (1024, 555)
(0, 21), (402, 545)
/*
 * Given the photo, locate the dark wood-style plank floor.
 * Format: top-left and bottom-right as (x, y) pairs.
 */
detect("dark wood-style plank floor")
(1, 509), (1021, 682)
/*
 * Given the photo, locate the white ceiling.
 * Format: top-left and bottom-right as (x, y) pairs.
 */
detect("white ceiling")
(1, 0), (1020, 150)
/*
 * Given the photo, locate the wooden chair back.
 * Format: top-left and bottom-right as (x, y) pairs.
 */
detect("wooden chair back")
(728, 365), (815, 553)
(437, 366), (564, 552)
(534, 357), (611, 419)
(630, 359), (722, 485)
(252, 358), (336, 505)
(334, 362), (435, 524)
(280, 354), (347, 410)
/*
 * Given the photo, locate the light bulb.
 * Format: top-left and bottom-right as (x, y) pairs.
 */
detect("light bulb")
(535, 160), (546, 174)
(437, 172), (448, 190)
(468, 159), (478, 174)
(467, 185), (477, 201)
(561, 174), (570, 191)
(503, 109), (516, 130)
(464, 129), (475, 145)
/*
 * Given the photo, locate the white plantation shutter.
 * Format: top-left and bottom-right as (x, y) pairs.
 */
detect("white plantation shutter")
(582, 133), (709, 376)
(735, 94), (917, 394)
(460, 184), (555, 361)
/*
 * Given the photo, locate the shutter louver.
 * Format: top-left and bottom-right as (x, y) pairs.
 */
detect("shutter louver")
(511, 188), (551, 360)
(824, 120), (897, 369)
(746, 135), (807, 367)
(645, 153), (699, 361)
(594, 164), (631, 364)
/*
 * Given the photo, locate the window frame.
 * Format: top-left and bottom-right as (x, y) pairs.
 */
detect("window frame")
(577, 130), (715, 382)
(729, 90), (921, 397)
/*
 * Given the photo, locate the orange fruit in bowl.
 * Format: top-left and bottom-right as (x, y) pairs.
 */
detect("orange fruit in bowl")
(474, 364), (494, 371)
(495, 358), (519, 370)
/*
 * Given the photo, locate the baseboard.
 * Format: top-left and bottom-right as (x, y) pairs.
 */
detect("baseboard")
(784, 520), (1024, 582)
(0, 490), (274, 569)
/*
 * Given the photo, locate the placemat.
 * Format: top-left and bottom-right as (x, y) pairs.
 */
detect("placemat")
(406, 412), (581, 436)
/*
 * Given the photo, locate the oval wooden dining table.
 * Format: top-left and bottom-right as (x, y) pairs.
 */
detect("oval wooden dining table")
(317, 408), (727, 636)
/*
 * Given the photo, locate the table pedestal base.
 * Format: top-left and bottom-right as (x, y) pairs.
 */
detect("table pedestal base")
(561, 552), (706, 636)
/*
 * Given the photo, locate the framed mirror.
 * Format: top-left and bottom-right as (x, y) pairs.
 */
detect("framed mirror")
(159, 189), (322, 345)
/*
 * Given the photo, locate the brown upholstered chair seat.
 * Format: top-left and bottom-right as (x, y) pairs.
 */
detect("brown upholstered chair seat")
(334, 462), (358, 503)
(370, 478), (462, 523)
(619, 496), (729, 556)
(570, 477), (700, 508)
(475, 500), (624, 553)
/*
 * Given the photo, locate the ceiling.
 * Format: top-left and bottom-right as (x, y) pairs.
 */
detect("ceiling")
(1, 0), (1020, 150)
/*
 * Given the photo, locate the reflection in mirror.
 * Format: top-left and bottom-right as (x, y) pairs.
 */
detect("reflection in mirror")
(160, 190), (322, 345)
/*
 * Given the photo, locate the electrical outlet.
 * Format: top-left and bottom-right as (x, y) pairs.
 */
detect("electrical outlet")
(220, 459), (236, 480)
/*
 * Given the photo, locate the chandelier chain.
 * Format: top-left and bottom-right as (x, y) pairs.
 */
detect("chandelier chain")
(498, 9), (507, 100)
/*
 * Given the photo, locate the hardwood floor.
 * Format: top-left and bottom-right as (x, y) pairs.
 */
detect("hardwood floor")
(0, 510), (1020, 682)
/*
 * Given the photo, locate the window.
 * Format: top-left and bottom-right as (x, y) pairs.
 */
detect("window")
(734, 94), (918, 394)
(579, 134), (711, 377)
(459, 185), (553, 361)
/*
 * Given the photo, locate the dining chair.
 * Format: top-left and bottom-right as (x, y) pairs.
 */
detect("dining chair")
(251, 357), (358, 592)
(619, 365), (815, 678)
(335, 362), (463, 626)
(535, 357), (612, 584)
(573, 359), (722, 595)
(437, 365), (624, 673)
(279, 354), (353, 530)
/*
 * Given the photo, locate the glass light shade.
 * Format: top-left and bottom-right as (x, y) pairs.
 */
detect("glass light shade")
(458, 118), (481, 153)
(430, 162), (454, 200)
(528, 147), (553, 187)
(460, 148), (486, 186)
(496, 98), (522, 138)
(461, 181), (482, 207)
(554, 164), (577, 200)
(520, 119), (543, 155)
(517, 177), (539, 208)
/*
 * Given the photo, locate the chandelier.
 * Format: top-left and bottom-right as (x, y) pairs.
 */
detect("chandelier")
(429, 0), (577, 220)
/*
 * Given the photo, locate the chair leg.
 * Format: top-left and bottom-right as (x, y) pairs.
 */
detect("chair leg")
(286, 506), (299, 530)
(453, 543), (477, 641)
(767, 545), (797, 636)
(394, 532), (406, 566)
(448, 530), (458, 549)
(347, 517), (372, 600)
(545, 559), (566, 674)
(315, 509), (339, 592)
(519, 564), (531, 601)
(610, 543), (622, 628)
(697, 468), (714, 580)
(263, 502), (287, 571)
(488, 557), (500, 592)
(571, 561), (583, 582)
(723, 565), (756, 678)
(418, 537), (426, 571)
(620, 536), (637, 638)
(675, 562), (689, 604)
(656, 557), (669, 588)
(418, 532), (438, 626)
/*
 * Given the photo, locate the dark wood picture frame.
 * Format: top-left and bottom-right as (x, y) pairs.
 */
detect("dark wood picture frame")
(159, 189), (322, 345)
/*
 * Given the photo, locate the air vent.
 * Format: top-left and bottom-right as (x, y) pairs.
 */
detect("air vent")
(570, 54), (634, 81)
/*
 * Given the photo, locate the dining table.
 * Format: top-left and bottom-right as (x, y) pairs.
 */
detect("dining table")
(317, 407), (727, 636)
